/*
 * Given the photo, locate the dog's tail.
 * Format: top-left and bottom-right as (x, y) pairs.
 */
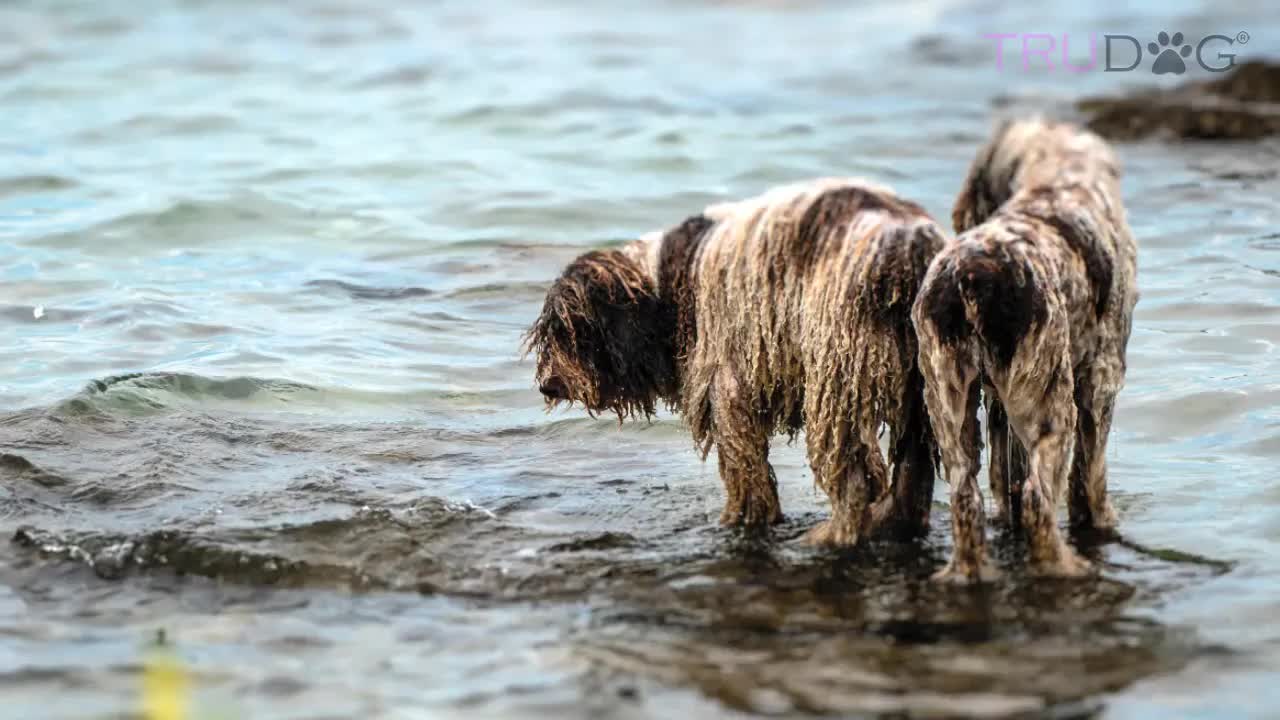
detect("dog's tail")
(951, 118), (1120, 234)
(915, 239), (1050, 370)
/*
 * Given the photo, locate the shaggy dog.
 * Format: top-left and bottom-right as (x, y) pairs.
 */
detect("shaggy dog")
(913, 120), (1138, 581)
(526, 179), (948, 545)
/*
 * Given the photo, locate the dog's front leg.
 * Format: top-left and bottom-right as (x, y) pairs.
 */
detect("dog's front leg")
(710, 367), (782, 527)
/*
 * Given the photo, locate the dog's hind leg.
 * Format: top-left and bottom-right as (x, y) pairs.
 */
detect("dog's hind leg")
(709, 366), (782, 527)
(984, 389), (1028, 529)
(1068, 354), (1122, 537)
(884, 366), (937, 539)
(984, 389), (1012, 526)
(800, 352), (890, 547)
(998, 324), (1091, 577)
(804, 432), (885, 547)
(914, 332), (994, 582)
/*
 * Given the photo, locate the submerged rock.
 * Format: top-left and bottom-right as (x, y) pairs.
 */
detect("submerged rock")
(1078, 61), (1280, 140)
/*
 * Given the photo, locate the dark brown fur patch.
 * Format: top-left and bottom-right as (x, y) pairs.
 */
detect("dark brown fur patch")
(886, 364), (938, 538)
(1020, 189), (1115, 319)
(657, 215), (713, 375)
(960, 245), (1049, 368)
(792, 186), (929, 271)
(920, 254), (971, 349)
(524, 250), (675, 420)
(869, 223), (948, 343)
(923, 242), (1049, 368)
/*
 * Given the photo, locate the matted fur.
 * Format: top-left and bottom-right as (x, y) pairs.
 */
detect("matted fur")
(524, 249), (676, 420)
(527, 178), (947, 544)
(913, 119), (1138, 581)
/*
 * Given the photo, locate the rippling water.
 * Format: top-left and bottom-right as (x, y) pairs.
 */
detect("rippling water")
(3, 1), (1279, 717)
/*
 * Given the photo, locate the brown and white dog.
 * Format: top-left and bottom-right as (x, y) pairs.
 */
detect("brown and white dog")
(526, 179), (948, 545)
(913, 120), (1138, 581)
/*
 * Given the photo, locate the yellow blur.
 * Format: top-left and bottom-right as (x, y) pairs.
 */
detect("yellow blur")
(142, 650), (190, 720)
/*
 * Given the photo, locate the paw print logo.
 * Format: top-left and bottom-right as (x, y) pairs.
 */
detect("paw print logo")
(1149, 31), (1193, 75)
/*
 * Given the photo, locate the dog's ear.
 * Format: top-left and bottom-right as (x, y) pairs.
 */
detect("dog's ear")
(598, 284), (674, 404)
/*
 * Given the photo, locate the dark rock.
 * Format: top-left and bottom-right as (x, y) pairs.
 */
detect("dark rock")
(1077, 60), (1280, 140)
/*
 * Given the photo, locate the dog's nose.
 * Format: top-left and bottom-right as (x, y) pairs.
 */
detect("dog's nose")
(539, 377), (567, 400)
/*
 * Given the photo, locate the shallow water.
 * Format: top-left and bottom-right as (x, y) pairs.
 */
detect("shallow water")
(3, 1), (1279, 718)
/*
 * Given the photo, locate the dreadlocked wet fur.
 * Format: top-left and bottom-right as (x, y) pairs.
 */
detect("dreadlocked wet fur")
(526, 178), (948, 546)
(913, 119), (1139, 582)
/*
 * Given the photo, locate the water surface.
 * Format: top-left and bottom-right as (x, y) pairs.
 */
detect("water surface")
(2, 1), (1279, 717)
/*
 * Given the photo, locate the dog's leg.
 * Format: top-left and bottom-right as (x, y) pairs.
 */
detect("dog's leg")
(803, 438), (875, 547)
(1068, 357), (1121, 536)
(1008, 423), (1029, 530)
(984, 388), (1012, 526)
(710, 366), (782, 527)
(984, 389), (1027, 529)
(886, 367), (936, 539)
(1002, 346), (1091, 577)
(916, 335), (994, 583)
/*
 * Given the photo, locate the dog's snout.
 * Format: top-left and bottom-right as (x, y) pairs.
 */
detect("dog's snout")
(539, 377), (568, 400)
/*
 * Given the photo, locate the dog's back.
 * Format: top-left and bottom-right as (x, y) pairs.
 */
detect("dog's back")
(683, 179), (946, 435)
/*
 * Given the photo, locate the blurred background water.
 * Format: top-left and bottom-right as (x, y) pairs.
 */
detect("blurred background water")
(1, 0), (1278, 718)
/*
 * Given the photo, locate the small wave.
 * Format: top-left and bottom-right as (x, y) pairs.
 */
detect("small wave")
(10, 499), (502, 593)
(29, 193), (323, 253)
(80, 372), (316, 400)
(49, 371), (513, 420)
(12, 525), (384, 589)
(546, 532), (638, 553)
(75, 112), (240, 141)
(1249, 232), (1280, 251)
(0, 304), (90, 324)
(349, 64), (436, 89)
(0, 174), (78, 195)
(55, 372), (320, 418)
(304, 279), (434, 301)
(444, 281), (549, 300)
(442, 91), (681, 124)
(0, 453), (69, 488)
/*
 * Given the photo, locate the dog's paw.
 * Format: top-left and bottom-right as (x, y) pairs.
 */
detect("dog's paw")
(801, 519), (860, 547)
(1070, 504), (1121, 550)
(1030, 547), (1095, 579)
(719, 501), (783, 528)
(1092, 501), (1120, 533)
(931, 559), (1001, 585)
(989, 501), (1016, 528)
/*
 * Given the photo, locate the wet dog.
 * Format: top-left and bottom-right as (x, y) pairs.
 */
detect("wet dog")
(913, 120), (1138, 581)
(525, 179), (947, 545)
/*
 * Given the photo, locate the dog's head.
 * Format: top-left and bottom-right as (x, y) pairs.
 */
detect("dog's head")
(524, 249), (674, 420)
